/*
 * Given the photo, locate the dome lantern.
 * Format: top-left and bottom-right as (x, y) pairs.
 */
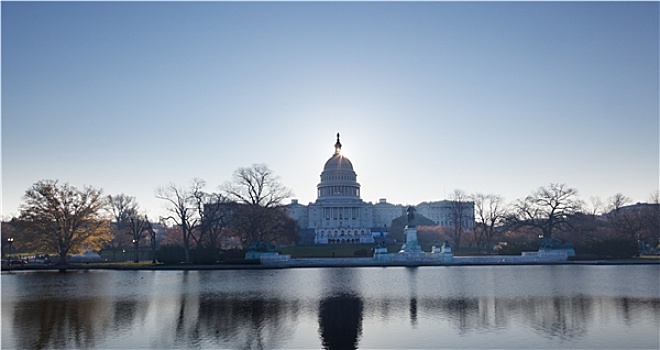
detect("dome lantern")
(334, 132), (342, 155)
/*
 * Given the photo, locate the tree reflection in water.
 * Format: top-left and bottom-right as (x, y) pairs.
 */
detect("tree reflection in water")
(12, 293), (657, 349)
(193, 296), (297, 349)
(318, 293), (364, 350)
(417, 296), (590, 339)
(3, 267), (659, 349)
(12, 297), (113, 350)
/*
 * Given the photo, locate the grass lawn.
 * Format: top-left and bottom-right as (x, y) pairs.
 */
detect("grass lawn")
(639, 254), (660, 259)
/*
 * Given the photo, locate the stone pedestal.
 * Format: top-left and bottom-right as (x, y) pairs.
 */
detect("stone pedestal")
(373, 246), (389, 261)
(431, 241), (453, 261)
(374, 247), (388, 255)
(399, 226), (422, 253)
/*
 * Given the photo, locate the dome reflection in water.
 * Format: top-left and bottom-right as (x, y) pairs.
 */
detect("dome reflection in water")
(318, 293), (364, 350)
(2, 266), (659, 349)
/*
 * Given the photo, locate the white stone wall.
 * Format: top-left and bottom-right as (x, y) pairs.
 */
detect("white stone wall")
(284, 199), (309, 228)
(286, 198), (475, 244)
(416, 200), (475, 229)
(372, 199), (405, 228)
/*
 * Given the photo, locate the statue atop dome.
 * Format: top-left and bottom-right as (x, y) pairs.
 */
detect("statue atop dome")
(334, 132), (342, 155)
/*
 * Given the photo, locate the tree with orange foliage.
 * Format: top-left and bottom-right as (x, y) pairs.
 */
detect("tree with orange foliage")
(19, 180), (111, 264)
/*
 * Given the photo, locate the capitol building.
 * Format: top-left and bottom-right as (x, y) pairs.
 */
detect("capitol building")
(285, 133), (474, 245)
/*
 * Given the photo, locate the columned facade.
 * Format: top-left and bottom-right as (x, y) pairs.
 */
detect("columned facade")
(285, 133), (474, 245)
(311, 133), (373, 244)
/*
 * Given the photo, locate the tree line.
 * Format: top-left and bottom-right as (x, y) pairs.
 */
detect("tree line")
(4, 164), (297, 264)
(4, 167), (658, 264)
(417, 184), (659, 257)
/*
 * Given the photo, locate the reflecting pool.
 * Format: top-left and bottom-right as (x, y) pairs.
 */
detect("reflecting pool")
(2, 265), (659, 349)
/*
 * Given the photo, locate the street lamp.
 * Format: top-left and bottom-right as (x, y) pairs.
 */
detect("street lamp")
(132, 239), (139, 263)
(7, 237), (14, 259)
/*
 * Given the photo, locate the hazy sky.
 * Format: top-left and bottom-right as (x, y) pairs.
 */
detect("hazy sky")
(3, 2), (658, 219)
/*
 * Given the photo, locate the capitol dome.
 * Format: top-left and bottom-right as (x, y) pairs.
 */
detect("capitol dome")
(317, 133), (361, 200)
(322, 133), (354, 171)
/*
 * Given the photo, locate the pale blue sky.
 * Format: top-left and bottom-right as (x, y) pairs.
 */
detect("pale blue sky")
(2, 2), (658, 219)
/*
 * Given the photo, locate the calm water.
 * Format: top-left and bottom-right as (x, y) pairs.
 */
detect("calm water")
(2, 265), (659, 349)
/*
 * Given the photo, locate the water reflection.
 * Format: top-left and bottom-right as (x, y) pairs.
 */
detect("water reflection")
(406, 267), (418, 327)
(318, 267), (364, 350)
(12, 297), (113, 349)
(151, 272), (297, 349)
(190, 296), (296, 349)
(2, 266), (659, 349)
(421, 295), (590, 339)
(318, 293), (364, 350)
(409, 297), (418, 326)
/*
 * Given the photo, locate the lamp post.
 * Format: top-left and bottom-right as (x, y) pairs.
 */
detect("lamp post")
(133, 239), (139, 263)
(7, 237), (14, 259)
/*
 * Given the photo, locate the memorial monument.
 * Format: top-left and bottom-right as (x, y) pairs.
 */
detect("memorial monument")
(245, 240), (290, 262)
(399, 206), (422, 253)
(374, 206), (454, 263)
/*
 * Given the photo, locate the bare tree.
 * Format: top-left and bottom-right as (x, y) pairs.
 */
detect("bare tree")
(513, 183), (582, 240)
(198, 192), (233, 250)
(605, 193), (652, 247)
(471, 193), (506, 253)
(448, 189), (471, 253)
(18, 180), (111, 264)
(127, 214), (149, 263)
(607, 193), (631, 214)
(643, 192), (660, 250)
(108, 194), (138, 225)
(588, 197), (604, 217)
(144, 217), (158, 263)
(155, 179), (205, 263)
(567, 197), (606, 244)
(222, 164), (293, 247)
(606, 193), (635, 238)
(223, 164), (292, 208)
(108, 194), (139, 260)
